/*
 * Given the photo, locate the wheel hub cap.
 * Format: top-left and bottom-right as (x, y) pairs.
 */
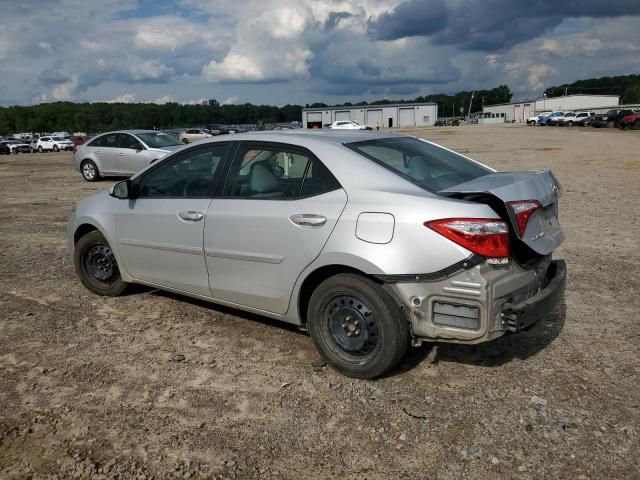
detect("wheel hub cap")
(83, 164), (95, 179)
(85, 244), (116, 282)
(327, 295), (378, 356)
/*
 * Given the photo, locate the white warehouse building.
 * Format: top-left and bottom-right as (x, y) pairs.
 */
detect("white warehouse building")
(482, 94), (620, 123)
(302, 103), (438, 129)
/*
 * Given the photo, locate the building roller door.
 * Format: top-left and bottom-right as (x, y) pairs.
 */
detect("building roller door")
(399, 108), (416, 127)
(306, 112), (323, 129)
(335, 111), (350, 121)
(366, 109), (383, 128)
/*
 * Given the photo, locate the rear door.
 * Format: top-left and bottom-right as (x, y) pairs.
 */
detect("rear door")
(204, 142), (347, 314)
(115, 143), (230, 296)
(89, 133), (120, 174)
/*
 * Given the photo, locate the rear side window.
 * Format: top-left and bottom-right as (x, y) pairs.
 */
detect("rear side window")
(224, 144), (340, 199)
(89, 134), (117, 147)
(346, 137), (490, 192)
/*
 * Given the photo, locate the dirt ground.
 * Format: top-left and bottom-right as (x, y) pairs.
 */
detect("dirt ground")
(1, 125), (639, 480)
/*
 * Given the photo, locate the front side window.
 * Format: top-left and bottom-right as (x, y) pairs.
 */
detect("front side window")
(224, 144), (340, 199)
(118, 133), (142, 150)
(136, 145), (227, 198)
(89, 133), (117, 147)
(347, 137), (491, 192)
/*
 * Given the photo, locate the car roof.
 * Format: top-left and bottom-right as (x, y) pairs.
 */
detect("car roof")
(201, 130), (402, 146)
(95, 129), (160, 135)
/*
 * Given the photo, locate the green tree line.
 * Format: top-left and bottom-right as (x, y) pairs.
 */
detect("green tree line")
(0, 101), (303, 135)
(544, 74), (640, 104)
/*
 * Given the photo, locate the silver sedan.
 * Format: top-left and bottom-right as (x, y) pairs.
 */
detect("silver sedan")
(73, 130), (183, 181)
(68, 131), (566, 378)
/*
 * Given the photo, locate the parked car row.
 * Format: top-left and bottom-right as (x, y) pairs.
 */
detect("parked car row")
(0, 139), (31, 154)
(177, 124), (238, 144)
(528, 109), (640, 129)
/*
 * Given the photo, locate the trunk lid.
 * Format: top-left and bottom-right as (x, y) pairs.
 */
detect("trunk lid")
(439, 170), (564, 257)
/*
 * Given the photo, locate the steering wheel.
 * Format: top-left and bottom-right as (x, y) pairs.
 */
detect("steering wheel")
(183, 177), (210, 197)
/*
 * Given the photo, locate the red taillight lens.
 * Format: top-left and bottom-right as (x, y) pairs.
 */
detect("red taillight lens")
(425, 218), (510, 258)
(507, 200), (542, 236)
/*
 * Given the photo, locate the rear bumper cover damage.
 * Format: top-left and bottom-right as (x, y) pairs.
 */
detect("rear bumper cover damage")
(384, 258), (566, 345)
(501, 260), (566, 332)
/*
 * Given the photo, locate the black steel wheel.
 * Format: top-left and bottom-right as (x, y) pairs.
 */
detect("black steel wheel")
(307, 273), (409, 379)
(74, 231), (128, 296)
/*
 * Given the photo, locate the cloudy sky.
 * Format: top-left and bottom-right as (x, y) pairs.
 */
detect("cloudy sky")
(1, 0), (639, 106)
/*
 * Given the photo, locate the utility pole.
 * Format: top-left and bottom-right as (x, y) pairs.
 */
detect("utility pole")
(468, 91), (474, 118)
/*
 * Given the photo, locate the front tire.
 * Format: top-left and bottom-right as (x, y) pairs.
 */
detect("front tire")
(307, 273), (409, 379)
(53, 145), (59, 152)
(74, 231), (128, 296)
(182, 138), (189, 144)
(38, 146), (43, 153)
(80, 159), (100, 182)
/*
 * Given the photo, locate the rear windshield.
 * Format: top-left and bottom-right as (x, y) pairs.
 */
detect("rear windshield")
(346, 136), (491, 191)
(136, 132), (181, 148)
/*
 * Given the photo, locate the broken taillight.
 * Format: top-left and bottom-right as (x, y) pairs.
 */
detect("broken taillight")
(507, 200), (542, 236)
(425, 218), (510, 258)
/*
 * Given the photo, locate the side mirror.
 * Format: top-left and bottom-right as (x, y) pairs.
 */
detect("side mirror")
(109, 179), (132, 199)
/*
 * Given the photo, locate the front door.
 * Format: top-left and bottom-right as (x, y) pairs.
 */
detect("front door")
(204, 142), (347, 314)
(115, 143), (230, 296)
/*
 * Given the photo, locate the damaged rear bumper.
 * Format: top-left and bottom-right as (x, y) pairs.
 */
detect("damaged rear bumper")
(382, 257), (566, 345)
(501, 260), (566, 332)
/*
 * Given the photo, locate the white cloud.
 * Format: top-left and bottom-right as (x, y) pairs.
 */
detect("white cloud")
(181, 98), (208, 105)
(0, 0), (639, 106)
(151, 95), (173, 104)
(129, 59), (175, 82)
(108, 93), (137, 103)
(52, 78), (79, 100)
(221, 95), (238, 105)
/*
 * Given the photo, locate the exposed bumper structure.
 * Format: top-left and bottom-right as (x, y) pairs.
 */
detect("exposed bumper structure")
(501, 260), (566, 332)
(384, 257), (566, 345)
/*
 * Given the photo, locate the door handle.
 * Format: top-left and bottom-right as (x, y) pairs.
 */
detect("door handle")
(290, 214), (327, 227)
(178, 211), (204, 222)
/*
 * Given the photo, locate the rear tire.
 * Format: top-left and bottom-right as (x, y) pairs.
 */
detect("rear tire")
(38, 146), (43, 153)
(182, 138), (189, 144)
(80, 159), (100, 182)
(74, 231), (128, 296)
(307, 273), (409, 379)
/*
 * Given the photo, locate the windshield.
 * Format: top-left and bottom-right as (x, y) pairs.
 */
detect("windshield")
(347, 137), (491, 192)
(51, 137), (65, 141)
(136, 132), (181, 148)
